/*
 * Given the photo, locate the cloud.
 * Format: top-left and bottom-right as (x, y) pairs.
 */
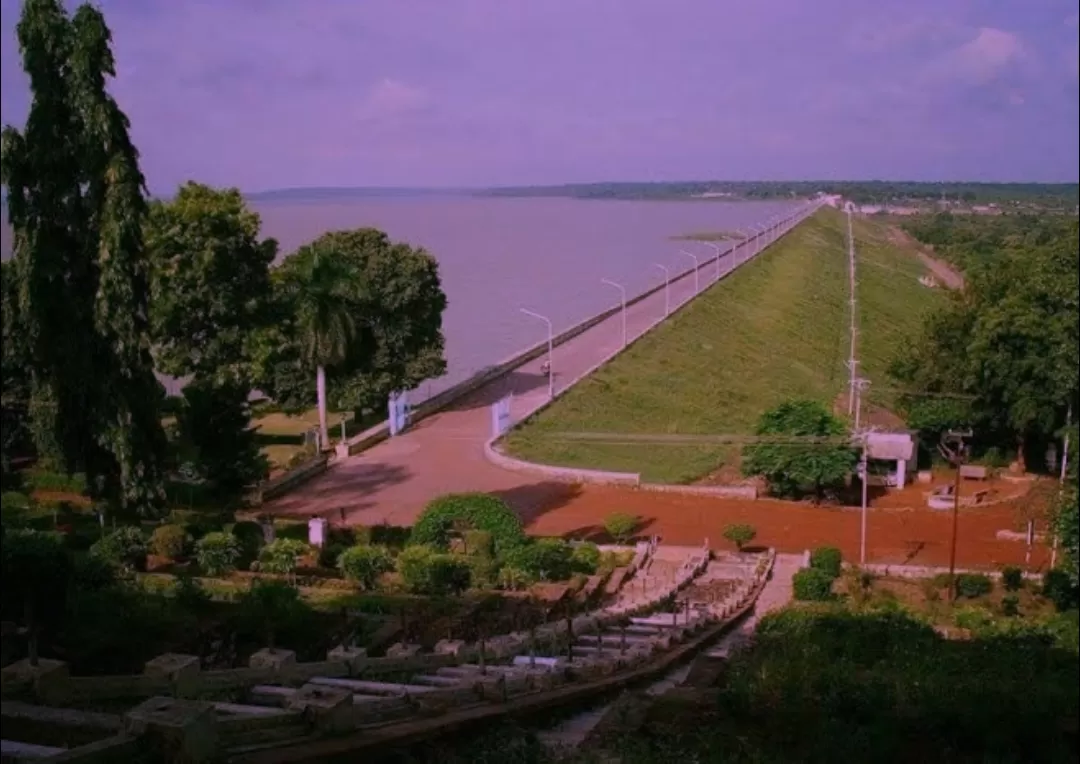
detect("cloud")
(932, 27), (1026, 85)
(358, 78), (429, 121)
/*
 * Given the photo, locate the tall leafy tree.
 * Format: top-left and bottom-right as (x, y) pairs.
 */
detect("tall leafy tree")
(1, 262), (32, 481)
(258, 229), (447, 446)
(146, 183), (276, 497)
(741, 399), (857, 501)
(1, 0), (166, 514)
(893, 219), (1078, 468)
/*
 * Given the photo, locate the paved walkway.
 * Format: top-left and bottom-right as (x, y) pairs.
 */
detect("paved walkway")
(266, 213), (811, 526)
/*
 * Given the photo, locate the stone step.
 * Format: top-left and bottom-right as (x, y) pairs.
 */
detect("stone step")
(215, 702), (292, 718)
(250, 685), (297, 706)
(512, 656), (567, 670)
(222, 722), (312, 750)
(577, 632), (656, 646)
(308, 677), (435, 695)
(0, 740), (66, 759)
(411, 674), (466, 688)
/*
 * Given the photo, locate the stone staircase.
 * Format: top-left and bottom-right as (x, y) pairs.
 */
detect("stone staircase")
(0, 545), (779, 763)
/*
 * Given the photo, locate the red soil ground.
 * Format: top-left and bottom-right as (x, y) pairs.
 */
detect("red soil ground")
(517, 476), (1054, 572)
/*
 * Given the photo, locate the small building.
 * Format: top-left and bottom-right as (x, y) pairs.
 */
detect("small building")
(863, 432), (916, 488)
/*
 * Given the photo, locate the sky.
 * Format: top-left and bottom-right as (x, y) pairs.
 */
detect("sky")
(1, 0), (1078, 193)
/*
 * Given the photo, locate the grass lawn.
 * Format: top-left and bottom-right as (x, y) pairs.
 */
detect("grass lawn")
(252, 407), (382, 472)
(504, 208), (947, 483)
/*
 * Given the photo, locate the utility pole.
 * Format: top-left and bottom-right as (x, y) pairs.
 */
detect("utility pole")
(856, 428), (871, 565)
(941, 429), (972, 602)
(853, 377), (870, 431)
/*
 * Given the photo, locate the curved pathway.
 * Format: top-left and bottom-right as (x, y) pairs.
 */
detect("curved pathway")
(265, 240), (759, 526)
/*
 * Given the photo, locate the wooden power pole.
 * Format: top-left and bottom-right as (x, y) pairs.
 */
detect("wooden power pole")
(940, 430), (972, 602)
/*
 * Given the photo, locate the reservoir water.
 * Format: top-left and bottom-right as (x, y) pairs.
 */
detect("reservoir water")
(4, 196), (800, 401)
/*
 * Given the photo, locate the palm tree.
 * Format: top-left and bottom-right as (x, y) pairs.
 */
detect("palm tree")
(289, 251), (358, 450)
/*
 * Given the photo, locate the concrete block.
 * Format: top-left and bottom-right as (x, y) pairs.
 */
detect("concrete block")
(434, 639), (467, 657)
(248, 648), (296, 671)
(327, 645), (368, 675)
(386, 643), (422, 659)
(1, 658), (70, 704)
(287, 683), (354, 733)
(125, 697), (218, 763)
(144, 653), (201, 697)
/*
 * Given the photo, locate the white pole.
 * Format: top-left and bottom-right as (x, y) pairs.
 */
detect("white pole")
(680, 251), (700, 294)
(601, 278), (627, 348)
(735, 230), (747, 268)
(520, 308), (554, 399)
(704, 242), (722, 282)
(1051, 404), (1072, 568)
(860, 437), (869, 564)
(654, 264), (671, 316)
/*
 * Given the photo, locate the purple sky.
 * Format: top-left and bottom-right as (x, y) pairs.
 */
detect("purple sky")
(2, 0), (1078, 193)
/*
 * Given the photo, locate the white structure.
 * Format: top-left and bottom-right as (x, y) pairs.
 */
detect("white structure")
(864, 432), (916, 488)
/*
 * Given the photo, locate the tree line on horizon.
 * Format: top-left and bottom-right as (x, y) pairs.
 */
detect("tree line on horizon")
(0, 0), (448, 515)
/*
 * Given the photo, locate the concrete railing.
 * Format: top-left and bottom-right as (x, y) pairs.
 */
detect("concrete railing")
(259, 453), (330, 502)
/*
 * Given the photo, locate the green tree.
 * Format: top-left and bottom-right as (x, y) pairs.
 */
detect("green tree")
(722, 523), (757, 552)
(1054, 424), (1078, 587)
(1, 529), (72, 665)
(1, 262), (32, 480)
(258, 229), (447, 444)
(145, 183), (276, 502)
(1, 0), (167, 515)
(741, 400), (857, 500)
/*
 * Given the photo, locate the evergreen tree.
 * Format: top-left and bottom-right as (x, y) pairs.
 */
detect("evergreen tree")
(1, 0), (166, 514)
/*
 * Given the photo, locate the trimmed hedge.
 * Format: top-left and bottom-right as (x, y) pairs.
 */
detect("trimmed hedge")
(411, 493), (525, 552)
(809, 547), (843, 579)
(793, 567), (836, 601)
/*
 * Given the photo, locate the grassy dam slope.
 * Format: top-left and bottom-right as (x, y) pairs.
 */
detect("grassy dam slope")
(504, 208), (948, 483)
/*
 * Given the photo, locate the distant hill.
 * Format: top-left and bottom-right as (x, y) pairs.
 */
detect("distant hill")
(243, 186), (472, 202)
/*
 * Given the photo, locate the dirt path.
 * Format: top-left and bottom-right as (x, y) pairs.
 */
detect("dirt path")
(887, 226), (964, 290)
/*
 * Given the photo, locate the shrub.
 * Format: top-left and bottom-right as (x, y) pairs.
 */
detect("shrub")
(793, 567), (835, 601)
(467, 555), (501, 588)
(570, 542), (601, 575)
(370, 524), (411, 549)
(603, 513), (639, 544)
(722, 523), (757, 551)
(350, 525), (372, 545)
(230, 520), (265, 567)
(337, 544), (394, 590)
(502, 538), (574, 582)
(0, 491), (32, 526)
(1042, 569), (1079, 612)
(462, 529), (494, 557)
(1001, 594), (1020, 617)
(237, 579), (309, 651)
(195, 531), (241, 576)
(90, 526), (148, 572)
(412, 493), (525, 552)
(955, 573), (992, 599)
(149, 524), (190, 560)
(396, 545), (472, 596)
(809, 547), (843, 579)
(498, 566), (535, 591)
(259, 539), (311, 577)
(1001, 565), (1023, 592)
(318, 541), (350, 569)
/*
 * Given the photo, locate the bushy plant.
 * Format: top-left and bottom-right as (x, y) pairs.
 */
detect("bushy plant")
(502, 538), (574, 582)
(237, 579), (307, 651)
(569, 542), (601, 574)
(793, 567), (835, 601)
(149, 524), (190, 560)
(259, 538), (311, 577)
(467, 555), (501, 588)
(1000, 565), (1023, 592)
(462, 529), (494, 557)
(411, 493), (525, 552)
(722, 523), (757, 551)
(809, 546), (843, 579)
(337, 544), (394, 590)
(195, 531), (241, 576)
(955, 573), (992, 599)
(396, 545), (472, 596)
(1042, 569), (1078, 612)
(603, 513), (639, 544)
(229, 520), (265, 567)
(498, 566), (535, 591)
(1001, 594), (1020, 617)
(90, 526), (148, 572)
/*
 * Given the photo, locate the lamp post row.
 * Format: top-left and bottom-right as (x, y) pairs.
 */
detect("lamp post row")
(520, 204), (818, 399)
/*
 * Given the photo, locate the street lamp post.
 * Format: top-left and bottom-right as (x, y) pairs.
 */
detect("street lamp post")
(703, 242), (723, 282)
(680, 250), (700, 294)
(601, 278), (628, 348)
(654, 264), (671, 316)
(520, 308), (554, 399)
